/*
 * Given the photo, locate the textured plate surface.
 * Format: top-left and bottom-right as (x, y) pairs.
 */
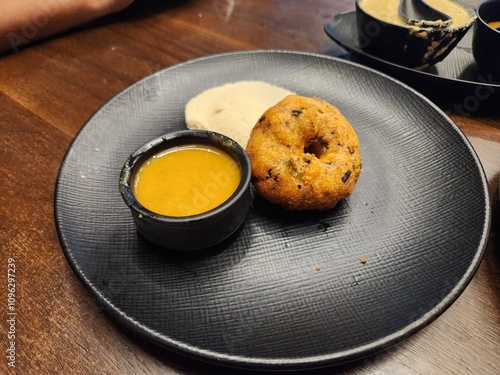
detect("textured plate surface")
(324, 12), (500, 92)
(55, 51), (490, 370)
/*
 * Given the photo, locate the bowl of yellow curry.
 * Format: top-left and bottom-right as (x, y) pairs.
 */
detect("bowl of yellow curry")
(119, 130), (251, 251)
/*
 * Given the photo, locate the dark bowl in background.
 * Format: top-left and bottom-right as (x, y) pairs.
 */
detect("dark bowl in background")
(119, 130), (252, 251)
(473, 0), (500, 79)
(355, 0), (476, 69)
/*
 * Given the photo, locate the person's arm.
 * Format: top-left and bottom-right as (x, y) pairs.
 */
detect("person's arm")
(0, 0), (134, 53)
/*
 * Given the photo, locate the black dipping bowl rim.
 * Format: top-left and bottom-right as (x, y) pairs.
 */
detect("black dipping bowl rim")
(119, 129), (251, 224)
(354, 0), (476, 31)
(476, 0), (500, 31)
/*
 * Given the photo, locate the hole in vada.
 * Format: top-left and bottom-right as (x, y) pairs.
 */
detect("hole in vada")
(304, 137), (328, 158)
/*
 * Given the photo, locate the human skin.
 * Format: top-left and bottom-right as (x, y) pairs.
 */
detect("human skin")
(0, 0), (134, 52)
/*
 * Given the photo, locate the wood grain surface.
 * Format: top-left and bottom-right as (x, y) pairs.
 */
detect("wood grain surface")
(0, 0), (498, 374)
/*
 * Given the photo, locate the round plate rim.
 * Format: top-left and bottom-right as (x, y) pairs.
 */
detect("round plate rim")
(54, 50), (492, 371)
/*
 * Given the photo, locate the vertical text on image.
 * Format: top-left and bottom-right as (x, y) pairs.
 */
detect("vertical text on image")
(6, 258), (16, 368)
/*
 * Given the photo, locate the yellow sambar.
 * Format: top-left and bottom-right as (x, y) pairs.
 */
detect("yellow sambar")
(133, 144), (241, 217)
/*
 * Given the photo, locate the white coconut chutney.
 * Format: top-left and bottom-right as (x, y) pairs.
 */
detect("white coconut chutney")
(185, 81), (293, 148)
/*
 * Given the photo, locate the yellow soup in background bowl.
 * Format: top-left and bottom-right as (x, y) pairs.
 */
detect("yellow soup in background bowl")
(473, 0), (500, 78)
(119, 130), (251, 251)
(355, 0), (476, 69)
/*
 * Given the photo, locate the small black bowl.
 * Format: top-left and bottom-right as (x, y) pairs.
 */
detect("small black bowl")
(473, 0), (500, 79)
(119, 130), (251, 251)
(355, 0), (476, 69)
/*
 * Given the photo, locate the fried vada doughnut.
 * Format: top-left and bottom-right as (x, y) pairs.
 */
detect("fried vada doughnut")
(246, 95), (361, 211)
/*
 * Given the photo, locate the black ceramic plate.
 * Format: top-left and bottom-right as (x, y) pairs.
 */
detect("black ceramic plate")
(55, 51), (490, 371)
(324, 12), (500, 93)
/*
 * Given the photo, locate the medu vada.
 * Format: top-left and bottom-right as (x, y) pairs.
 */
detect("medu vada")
(245, 94), (361, 211)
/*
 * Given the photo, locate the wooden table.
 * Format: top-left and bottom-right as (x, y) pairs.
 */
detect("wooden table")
(1, 1), (498, 373)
